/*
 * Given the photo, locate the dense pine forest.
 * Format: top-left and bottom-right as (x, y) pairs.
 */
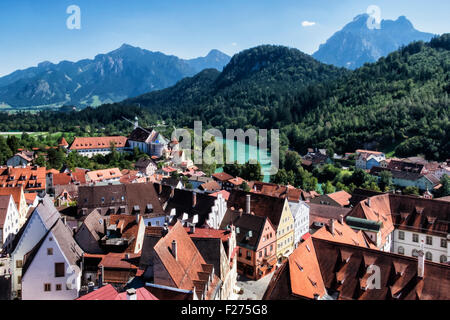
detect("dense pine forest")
(0, 34), (449, 161)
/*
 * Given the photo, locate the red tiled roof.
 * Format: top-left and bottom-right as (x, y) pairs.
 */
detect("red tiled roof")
(327, 191), (352, 207)
(52, 173), (72, 186)
(0, 166), (46, 191)
(115, 288), (158, 300)
(183, 227), (232, 243)
(86, 168), (122, 183)
(212, 172), (234, 182)
(69, 136), (127, 151)
(209, 190), (230, 201)
(0, 187), (23, 210)
(228, 177), (247, 186)
(24, 193), (37, 205)
(154, 221), (218, 299)
(76, 284), (118, 300)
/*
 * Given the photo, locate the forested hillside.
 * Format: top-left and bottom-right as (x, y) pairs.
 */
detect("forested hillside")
(0, 35), (449, 161)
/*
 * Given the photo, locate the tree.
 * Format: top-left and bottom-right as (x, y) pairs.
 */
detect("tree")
(0, 136), (13, 165)
(404, 186), (420, 196)
(436, 174), (450, 197)
(379, 170), (393, 191)
(223, 162), (242, 177)
(240, 161), (263, 182)
(6, 136), (20, 154)
(47, 148), (66, 169)
(323, 181), (336, 194)
(284, 151), (302, 172)
(241, 181), (251, 192)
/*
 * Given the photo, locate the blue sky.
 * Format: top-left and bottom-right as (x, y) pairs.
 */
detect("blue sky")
(0, 0), (449, 76)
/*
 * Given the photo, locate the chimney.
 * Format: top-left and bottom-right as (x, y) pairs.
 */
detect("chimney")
(136, 213), (140, 224)
(245, 194), (251, 214)
(126, 288), (137, 300)
(239, 208), (243, 217)
(190, 224), (196, 234)
(329, 219), (335, 235)
(192, 192), (197, 207)
(171, 240), (177, 260)
(367, 198), (371, 207)
(170, 186), (175, 198)
(339, 215), (344, 224)
(62, 216), (67, 226)
(159, 183), (162, 194)
(125, 253), (130, 260)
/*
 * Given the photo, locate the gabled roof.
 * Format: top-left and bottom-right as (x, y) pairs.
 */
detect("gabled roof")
(199, 180), (221, 192)
(22, 218), (83, 277)
(247, 181), (303, 202)
(265, 237), (450, 300)
(78, 183), (165, 217)
(128, 127), (154, 143)
(209, 190), (230, 201)
(212, 172), (234, 182)
(86, 168), (122, 183)
(0, 166), (46, 191)
(76, 284), (118, 300)
(135, 158), (157, 170)
(165, 189), (217, 227)
(309, 203), (351, 226)
(263, 237), (326, 300)
(327, 191), (352, 207)
(0, 186), (24, 210)
(311, 221), (377, 249)
(228, 190), (287, 227)
(349, 194), (450, 238)
(69, 136), (127, 151)
(0, 195), (14, 228)
(153, 221), (216, 295)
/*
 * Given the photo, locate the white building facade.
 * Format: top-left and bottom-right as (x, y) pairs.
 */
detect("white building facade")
(0, 195), (20, 252)
(392, 229), (449, 264)
(10, 198), (60, 299)
(21, 220), (83, 300)
(288, 200), (310, 247)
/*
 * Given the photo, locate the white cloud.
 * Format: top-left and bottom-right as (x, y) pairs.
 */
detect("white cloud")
(301, 21), (316, 27)
(231, 42), (238, 46)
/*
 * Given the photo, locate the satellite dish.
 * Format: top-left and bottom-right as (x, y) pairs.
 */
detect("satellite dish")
(192, 215), (199, 224)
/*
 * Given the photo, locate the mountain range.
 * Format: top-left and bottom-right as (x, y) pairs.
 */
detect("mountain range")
(313, 14), (435, 69)
(0, 45), (230, 109)
(1, 34), (449, 161)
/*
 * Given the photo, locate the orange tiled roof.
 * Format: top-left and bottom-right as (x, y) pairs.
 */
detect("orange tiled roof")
(0, 186), (23, 209)
(209, 190), (230, 201)
(311, 221), (377, 249)
(228, 176), (247, 186)
(327, 190), (352, 207)
(288, 237), (326, 299)
(69, 136), (127, 151)
(24, 193), (38, 205)
(154, 221), (217, 298)
(0, 166), (46, 191)
(86, 168), (122, 183)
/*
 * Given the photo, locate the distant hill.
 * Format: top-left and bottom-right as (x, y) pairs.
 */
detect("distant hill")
(313, 14), (435, 69)
(1, 34), (449, 161)
(125, 45), (347, 128)
(0, 44), (230, 109)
